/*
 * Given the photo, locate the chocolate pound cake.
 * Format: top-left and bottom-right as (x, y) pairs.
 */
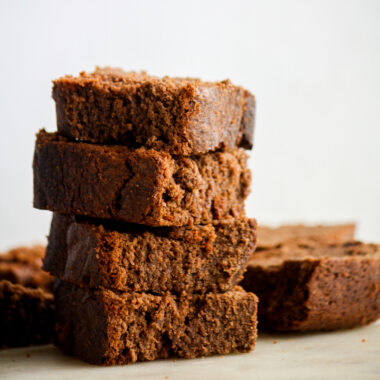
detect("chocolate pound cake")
(241, 240), (380, 331)
(257, 224), (355, 249)
(54, 281), (258, 365)
(53, 68), (255, 155)
(44, 214), (257, 294)
(0, 280), (54, 348)
(33, 130), (250, 226)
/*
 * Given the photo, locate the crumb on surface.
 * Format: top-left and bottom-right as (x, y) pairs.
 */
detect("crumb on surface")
(273, 340), (278, 344)
(361, 338), (366, 343)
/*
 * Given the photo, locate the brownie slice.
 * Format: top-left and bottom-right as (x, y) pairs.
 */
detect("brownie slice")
(52, 68), (255, 155)
(33, 130), (250, 226)
(44, 214), (257, 294)
(257, 224), (355, 249)
(54, 281), (258, 365)
(0, 245), (53, 290)
(0, 280), (54, 348)
(241, 240), (380, 331)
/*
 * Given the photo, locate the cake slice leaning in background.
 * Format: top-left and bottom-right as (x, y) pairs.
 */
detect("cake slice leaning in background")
(241, 239), (380, 331)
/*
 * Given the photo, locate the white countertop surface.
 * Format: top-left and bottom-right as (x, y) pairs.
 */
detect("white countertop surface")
(1, 321), (379, 380)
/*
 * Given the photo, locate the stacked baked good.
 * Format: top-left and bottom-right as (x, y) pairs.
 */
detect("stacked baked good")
(33, 68), (259, 365)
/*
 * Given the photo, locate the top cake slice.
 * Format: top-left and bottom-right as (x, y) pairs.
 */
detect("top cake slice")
(52, 68), (255, 155)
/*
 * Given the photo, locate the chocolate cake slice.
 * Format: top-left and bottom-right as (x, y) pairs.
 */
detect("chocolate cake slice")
(241, 240), (380, 331)
(44, 214), (257, 294)
(53, 68), (255, 155)
(33, 130), (250, 226)
(54, 281), (258, 365)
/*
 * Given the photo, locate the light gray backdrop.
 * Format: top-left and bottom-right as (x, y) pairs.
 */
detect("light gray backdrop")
(0, 0), (379, 250)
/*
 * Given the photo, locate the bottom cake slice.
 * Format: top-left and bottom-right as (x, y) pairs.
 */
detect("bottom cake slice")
(54, 281), (258, 365)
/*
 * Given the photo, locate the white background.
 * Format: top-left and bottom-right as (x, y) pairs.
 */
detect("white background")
(0, 0), (379, 250)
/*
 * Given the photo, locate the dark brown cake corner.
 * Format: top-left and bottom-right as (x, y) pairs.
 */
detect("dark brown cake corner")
(0, 245), (55, 348)
(0, 279), (54, 348)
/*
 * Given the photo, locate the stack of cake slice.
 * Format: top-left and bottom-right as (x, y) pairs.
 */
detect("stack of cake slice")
(33, 68), (259, 365)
